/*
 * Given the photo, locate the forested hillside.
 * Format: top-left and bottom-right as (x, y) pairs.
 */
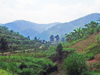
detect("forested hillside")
(37, 13), (100, 40)
(0, 14), (100, 75)
(0, 25), (51, 56)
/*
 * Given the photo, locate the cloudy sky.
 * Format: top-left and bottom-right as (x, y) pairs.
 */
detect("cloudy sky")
(0, 0), (100, 24)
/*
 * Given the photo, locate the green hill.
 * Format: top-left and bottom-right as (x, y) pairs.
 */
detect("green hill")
(37, 13), (100, 40)
(2, 20), (59, 39)
(0, 25), (50, 55)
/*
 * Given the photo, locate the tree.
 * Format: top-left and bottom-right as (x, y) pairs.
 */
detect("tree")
(50, 35), (54, 43)
(28, 36), (30, 40)
(56, 43), (62, 55)
(42, 40), (45, 44)
(56, 43), (63, 63)
(10, 30), (13, 33)
(0, 36), (8, 55)
(34, 36), (37, 42)
(55, 35), (60, 41)
(2, 26), (8, 30)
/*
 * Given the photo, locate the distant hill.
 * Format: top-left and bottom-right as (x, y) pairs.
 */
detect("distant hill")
(0, 23), (2, 25)
(2, 20), (59, 39)
(37, 13), (100, 40)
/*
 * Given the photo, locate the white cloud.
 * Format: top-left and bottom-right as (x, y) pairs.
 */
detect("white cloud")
(0, 0), (100, 24)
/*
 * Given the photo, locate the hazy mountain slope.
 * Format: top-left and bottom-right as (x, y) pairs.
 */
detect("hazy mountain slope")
(2, 20), (59, 39)
(37, 13), (100, 40)
(0, 23), (2, 25)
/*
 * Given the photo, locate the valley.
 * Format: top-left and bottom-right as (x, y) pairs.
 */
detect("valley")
(0, 13), (100, 75)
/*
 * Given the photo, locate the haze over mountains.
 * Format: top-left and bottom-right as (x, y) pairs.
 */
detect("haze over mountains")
(1, 20), (59, 39)
(38, 13), (100, 40)
(1, 13), (100, 40)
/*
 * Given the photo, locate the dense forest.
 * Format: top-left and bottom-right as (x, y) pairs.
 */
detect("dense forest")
(0, 18), (100, 75)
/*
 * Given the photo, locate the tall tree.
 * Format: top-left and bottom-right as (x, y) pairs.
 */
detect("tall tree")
(28, 36), (30, 40)
(55, 35), (60, 41)
(50, 35), (54, 43)
(0, 36), (8, 55)
(56, 43), (63, 63)
(55, 35), (60, 44)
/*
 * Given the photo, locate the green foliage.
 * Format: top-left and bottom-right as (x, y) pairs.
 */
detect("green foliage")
(84, 43), (98, 51)
(0, 25), (50, 53)
(96, 35), (100, 43)
(45, 45), (57, 57)
(66, 21), (100, 43)
(0, 55), (57, 75)
(13, 52), (46, 58)
(85, 53), (94, 60)
(85, 45), (100, 56)
(93, 61), (100, 69)
(64, 53), (87, 75)
(0, 36), (8, 55)
(63, 48), (76, 52)
(56, 43), (63, 55)
(0, 69), (13, 75)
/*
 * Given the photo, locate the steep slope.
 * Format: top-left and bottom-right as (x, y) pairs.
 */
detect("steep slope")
(37, 13), (100, 40)
(2, 20), (59, 39)
(69, 32), (100, 53)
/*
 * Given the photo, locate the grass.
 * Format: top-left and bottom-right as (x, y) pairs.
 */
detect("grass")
(85, 45), (100, 56)
(0, 55), (57, 75)
(84, 43), (98, 51)
(0, 69), (13, 75)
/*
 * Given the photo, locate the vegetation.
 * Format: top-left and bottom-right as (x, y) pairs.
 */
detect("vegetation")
(0, 36), (8, 55)
(64, 53), (87, 75)
(97, 35), (100, 43)
(0, 19), (100, 75)
(0, 55), (57, 75)
(66, 21), (100, 43)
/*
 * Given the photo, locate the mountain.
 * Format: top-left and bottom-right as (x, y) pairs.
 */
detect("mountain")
(0, 23), (2, 25)
(37, 13), (100, 40)
(2, 20), (59, 39)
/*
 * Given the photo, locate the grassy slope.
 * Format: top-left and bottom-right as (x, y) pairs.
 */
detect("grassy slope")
(69, 32), (100, 53)
(69, 32), (100, 69)
(52, 32), (100, 75)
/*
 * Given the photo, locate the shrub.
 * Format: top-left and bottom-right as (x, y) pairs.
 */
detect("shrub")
(64, 53), (87, 75)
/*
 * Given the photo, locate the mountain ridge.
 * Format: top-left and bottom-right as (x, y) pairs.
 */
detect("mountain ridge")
(37, 13), (100, 40)
(2, 20), (60, 39)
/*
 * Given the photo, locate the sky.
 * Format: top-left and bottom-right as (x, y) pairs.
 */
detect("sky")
(0, 0), (100, 24)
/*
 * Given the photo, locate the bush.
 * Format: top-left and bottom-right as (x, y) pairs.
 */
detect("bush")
(64, 53), (87, 75)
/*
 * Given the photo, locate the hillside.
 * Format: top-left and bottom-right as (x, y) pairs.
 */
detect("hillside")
(0, 25), (50, 55)
(2, 20), (59, 39)
(69, 32), (100, 53)
(37, 13), (100, 40)
(0, 20), (100, 75)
